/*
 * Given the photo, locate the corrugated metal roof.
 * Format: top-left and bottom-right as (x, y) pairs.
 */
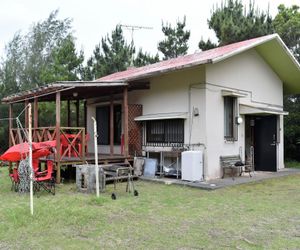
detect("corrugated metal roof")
(98, 34), (280, 82)
(1, 81), (127, 104)
(3, 33), (300, 104)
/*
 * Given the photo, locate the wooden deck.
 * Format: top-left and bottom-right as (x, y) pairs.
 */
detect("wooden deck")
(43, 153), (133, 166)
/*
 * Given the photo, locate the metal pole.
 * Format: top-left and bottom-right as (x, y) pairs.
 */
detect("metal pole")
(28, 104), (33, 215)
(92, 117), (99, 198)
(176, 153), (179, 179)
(55, 92), (61, 184)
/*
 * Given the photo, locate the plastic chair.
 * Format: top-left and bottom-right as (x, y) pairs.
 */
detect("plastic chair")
(60, 134), (73, 158)
(77, 133), (90, 156)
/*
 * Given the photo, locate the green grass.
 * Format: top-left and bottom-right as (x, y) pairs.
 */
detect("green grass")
(285, 160), (300, 169)
(0, 167), (300, 249)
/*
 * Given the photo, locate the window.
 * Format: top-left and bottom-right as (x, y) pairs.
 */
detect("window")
(146, 119), (184, 145)
(96, 105), (122, 145)
(224, 96), (237, 140)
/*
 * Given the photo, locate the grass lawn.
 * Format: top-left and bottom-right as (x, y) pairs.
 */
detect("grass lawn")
(0, 167), (300, 250)
(285, 161), (300, 169)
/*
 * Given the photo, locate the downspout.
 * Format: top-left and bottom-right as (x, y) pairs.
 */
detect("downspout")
(188, 82), (207, 181)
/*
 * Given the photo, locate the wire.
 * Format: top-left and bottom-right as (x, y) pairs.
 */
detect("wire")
(0, 104), (30, 121)
(0, 118), (16, 122)
(0, 103), (30, 141)
(16, 103), (30, 119)
(16, 117), (29, 141)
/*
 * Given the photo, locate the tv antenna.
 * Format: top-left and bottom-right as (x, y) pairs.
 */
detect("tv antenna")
(119, 24), (153, 44)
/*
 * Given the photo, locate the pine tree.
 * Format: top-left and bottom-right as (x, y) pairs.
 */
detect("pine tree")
(133, 49), (159, 67)
(273, 4), (300, 62)
(199, 0), (273, 50)
(101, 25), (135, 75)
(198, 38), (217, 51)
(84, 25), (135, 79)
(41, 35), (84, 82)
(158, 16), (190, 59)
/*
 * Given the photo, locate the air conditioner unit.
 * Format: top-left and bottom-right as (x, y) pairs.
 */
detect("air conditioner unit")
(181, 151), (203, 181)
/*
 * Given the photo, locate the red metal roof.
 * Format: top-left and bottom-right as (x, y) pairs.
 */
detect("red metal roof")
(98, 34), (277, 82)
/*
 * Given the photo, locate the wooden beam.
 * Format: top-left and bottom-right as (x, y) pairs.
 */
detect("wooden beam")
(110, 95), (114, 156)
(76, 100), (80, 127)
(123, 86), (129, 157)
(82, 128), (86, 162)
(25, 100), (29, 128)
(67, 100), (71, 127)
(55, 92), (61, 184)
(33, 97), (38, 128)
(9, 104), (13, 147)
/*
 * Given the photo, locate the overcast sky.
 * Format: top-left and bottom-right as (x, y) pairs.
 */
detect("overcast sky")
(0, 0), (299, 59)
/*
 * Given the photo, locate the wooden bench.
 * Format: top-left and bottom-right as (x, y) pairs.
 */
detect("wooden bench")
(220, 155), (252, 180)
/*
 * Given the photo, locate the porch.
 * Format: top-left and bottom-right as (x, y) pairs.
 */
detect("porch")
(2, 81), (148, 183)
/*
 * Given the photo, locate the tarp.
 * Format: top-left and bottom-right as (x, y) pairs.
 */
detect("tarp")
(0, 140), (56, 162)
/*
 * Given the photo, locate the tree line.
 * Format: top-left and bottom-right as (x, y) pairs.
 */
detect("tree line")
(1, 2), (299, 96)
(0, 0), (300, 160)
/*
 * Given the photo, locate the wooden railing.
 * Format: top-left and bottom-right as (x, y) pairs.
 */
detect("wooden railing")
(10, 126), (86, 162)
(10, 127), (56, 145)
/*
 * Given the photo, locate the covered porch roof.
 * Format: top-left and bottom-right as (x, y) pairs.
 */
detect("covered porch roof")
(2, 80), (143, 184)
(1, 80), (149, 104)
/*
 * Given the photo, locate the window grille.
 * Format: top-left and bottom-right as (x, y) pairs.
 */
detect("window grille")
(145, 119), (184, 146)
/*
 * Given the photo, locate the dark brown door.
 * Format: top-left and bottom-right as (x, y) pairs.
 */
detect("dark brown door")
(254, 115), (277, 171)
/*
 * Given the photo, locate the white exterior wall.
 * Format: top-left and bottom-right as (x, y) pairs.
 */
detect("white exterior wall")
(205, 49), (284, 179)
(128, 66), (207, 165)
(207, 49), (283, 106)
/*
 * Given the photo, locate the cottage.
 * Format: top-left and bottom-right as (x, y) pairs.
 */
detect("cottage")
(3, 33), (300, 181)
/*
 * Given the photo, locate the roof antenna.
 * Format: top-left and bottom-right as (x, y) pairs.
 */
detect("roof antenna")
(119, 24), (153, 45)
(119, 24), (153, 66)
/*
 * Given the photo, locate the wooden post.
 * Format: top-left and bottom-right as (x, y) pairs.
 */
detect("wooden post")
(84, 100), (87, 131)
(33, 97), (38, 128)
(33, 98), (38, 142)
(76, 100), (80, 127)
(9, 104), (13, 147)
(110, 95), (114, 156)
(25, 100), (29, 128)
(123, 86), (129, 157)
(82, 128), (86, 162)
(67, 100), (71, 127)
(55, 92), (61, 184)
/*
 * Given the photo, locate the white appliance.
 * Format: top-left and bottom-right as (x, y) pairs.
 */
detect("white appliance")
(181, 151), (203, 181)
